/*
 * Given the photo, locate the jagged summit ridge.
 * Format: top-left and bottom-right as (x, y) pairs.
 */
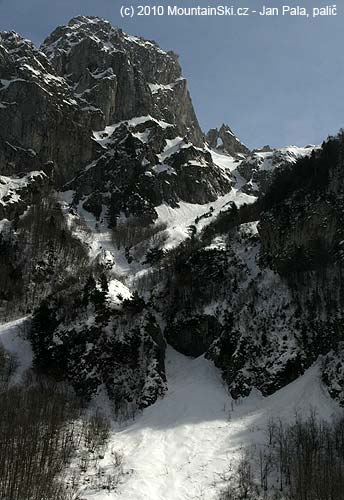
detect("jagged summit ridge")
(43, 16), (172, 58)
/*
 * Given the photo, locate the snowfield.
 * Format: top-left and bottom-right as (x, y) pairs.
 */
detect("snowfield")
(155, 188), (255, 250)
(86, 347), (339, 500)
(0, 304), (340, 500)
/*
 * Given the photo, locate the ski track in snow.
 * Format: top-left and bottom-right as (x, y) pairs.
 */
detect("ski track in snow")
(0, 321), (340, 500)
(86, 347), (339, 500)
(0, 313), (340, 499)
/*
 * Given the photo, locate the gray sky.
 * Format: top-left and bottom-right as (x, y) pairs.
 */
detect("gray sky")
(1, 0), (343, 148)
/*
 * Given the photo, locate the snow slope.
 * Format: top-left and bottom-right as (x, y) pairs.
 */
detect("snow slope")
(246, 145), (320, 173)
(0, 318), (32, 383)
(154, 149), (255, 249)
(0, 319), (339, 500)
(83, 347), (339, 500)
(155, 188), (254, 250)
(59, 149), (256, 280)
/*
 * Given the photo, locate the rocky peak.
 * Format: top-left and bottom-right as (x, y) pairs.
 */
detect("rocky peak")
(41, 16), (203, 144)
(206, 123), (249, 157)
(254, 145), (273, 153)
(42, 16), (180, 81)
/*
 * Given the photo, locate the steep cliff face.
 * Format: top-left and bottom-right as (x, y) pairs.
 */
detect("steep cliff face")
(0, 16), (206, 191)
(41, 16), (203, 145)
(30, 284), (167, 413)
(0, 17), (235, 226)
(37, 16), (233, 222)
(152, 219), (312, 399)
(0, 31), (101, 185)
(259, 194), (340, 273)
(258, 136), (344, 274)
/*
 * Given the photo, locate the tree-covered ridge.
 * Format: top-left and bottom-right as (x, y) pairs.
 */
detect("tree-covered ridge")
(262, 131), (344, 209)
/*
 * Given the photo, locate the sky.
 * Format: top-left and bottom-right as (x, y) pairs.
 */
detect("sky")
(0, 0), (343, 149)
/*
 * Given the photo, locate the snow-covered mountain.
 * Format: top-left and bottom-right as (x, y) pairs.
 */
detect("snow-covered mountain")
(0, 15), (343, 500)
(0, 12), (342, 408)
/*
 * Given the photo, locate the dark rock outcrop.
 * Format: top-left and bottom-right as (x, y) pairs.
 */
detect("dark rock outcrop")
(206, 124), (249, 157)
(323, 345), (344, 405)
(70, 116), (233, 223)
(0, 171), (49, 221)
(30, 280), (167, 412)
(165, 315), (221, 357)
(0, 31), (101, 185)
